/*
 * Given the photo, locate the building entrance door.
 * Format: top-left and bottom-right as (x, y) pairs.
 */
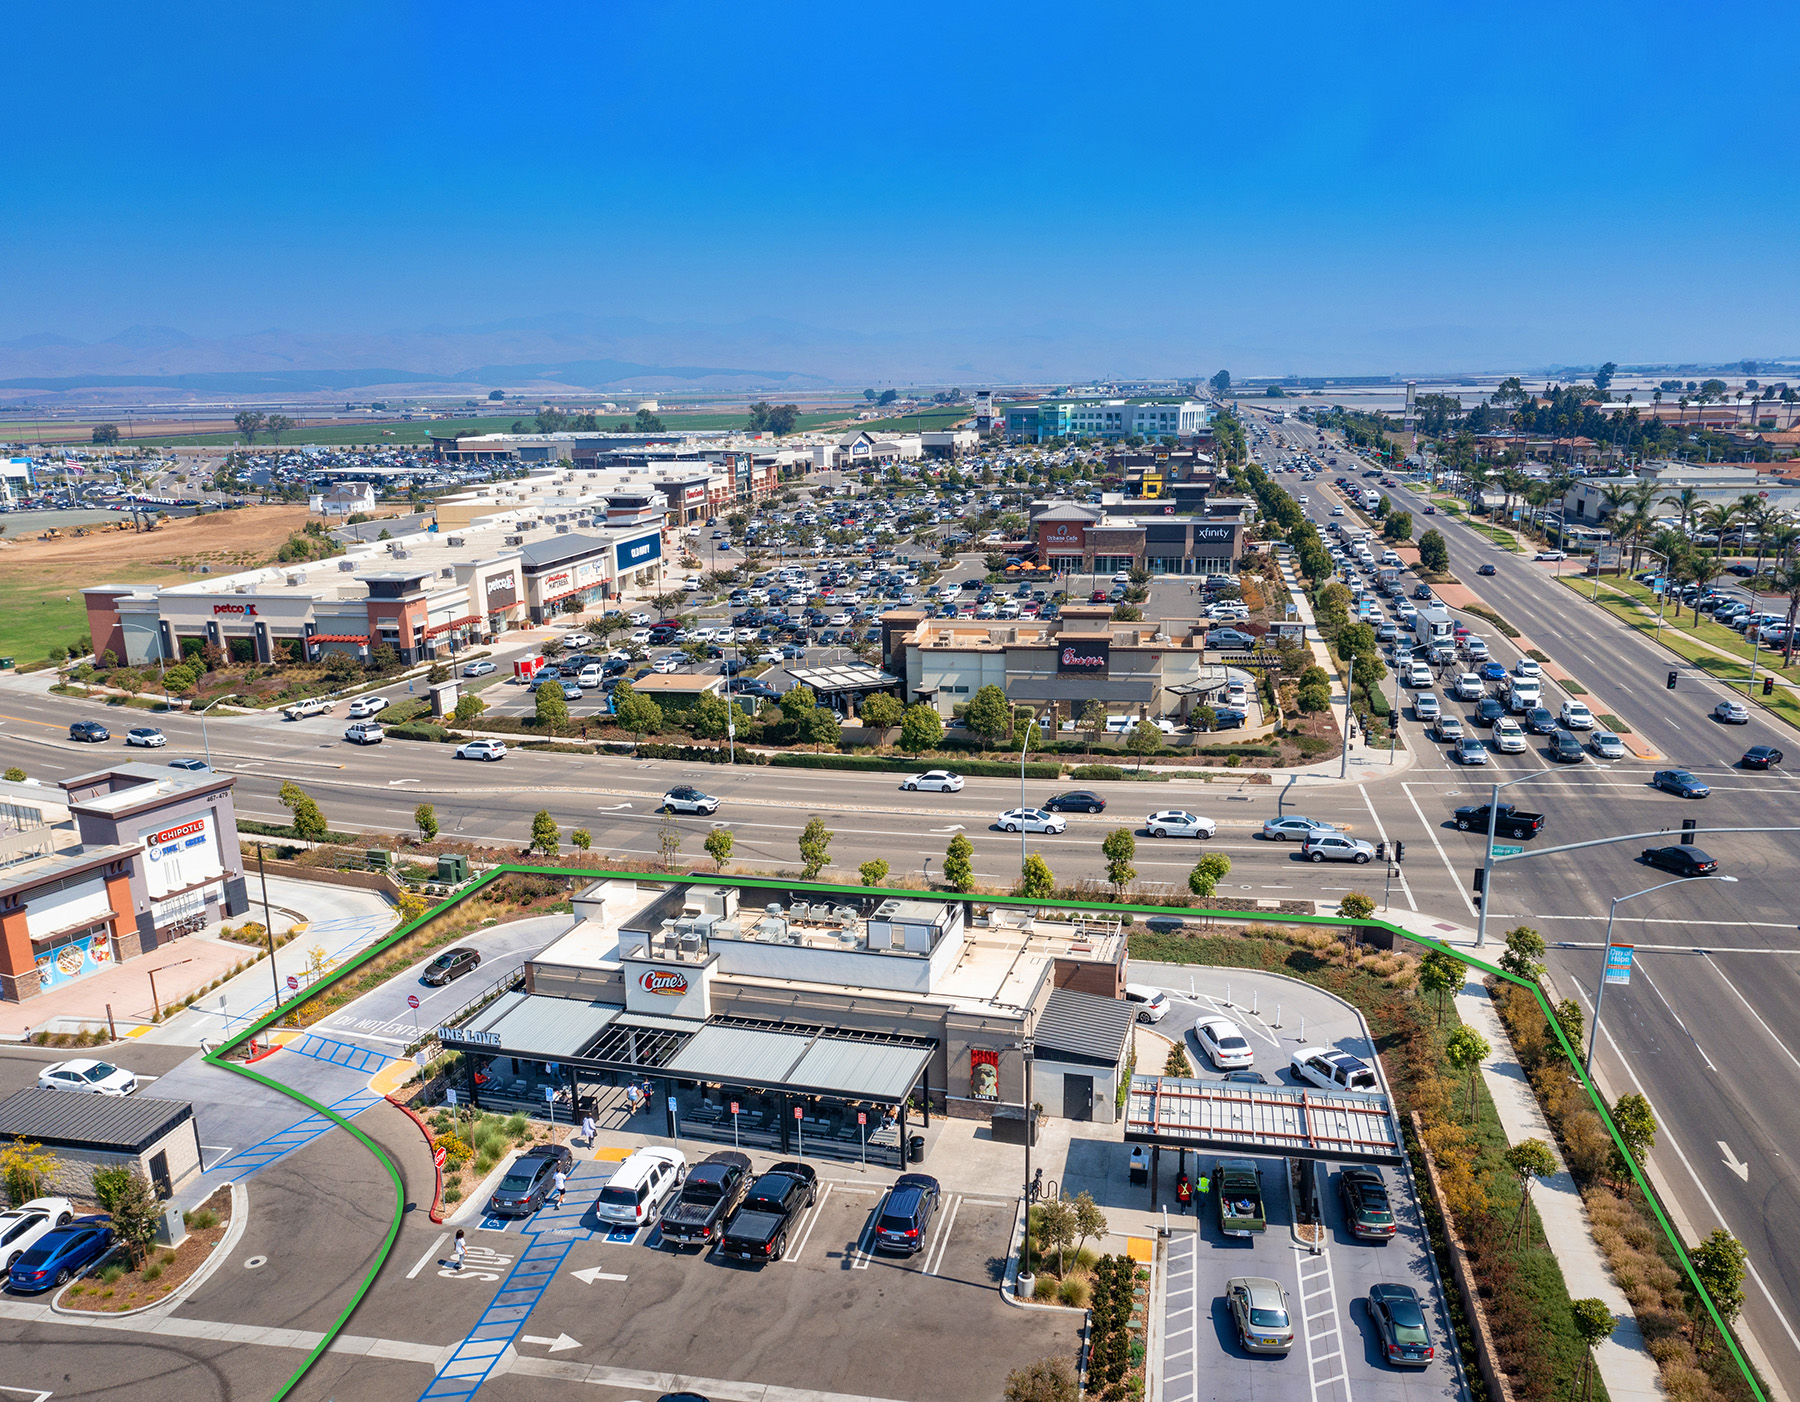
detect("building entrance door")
(1063, 1073), (1094, 1122)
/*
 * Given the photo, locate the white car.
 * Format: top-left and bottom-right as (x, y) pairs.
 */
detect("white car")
(125, 727), (166, 747)
(346, 695), (389, 719)
(1591, 729), (1629, 759)
(0, 1198), (75, 1270)
(901, 770), (964, 792)
(996, 808), (1066, 834)
(1291, 1046), (1379, 1093)
(563, 632), (594, 648)
(1560, 701), (1595, 730)
(628, 612), (652, 626)
(1513, 658), (1542, 678)
(463, 660), (497, 677)
(1145, 810), (1216, 839)
(344, 721), (385, 745)
(1414, 692), (1441, 720)
(1534, 550), (1567, 562)
(1192, 1017), (1255, 1070)
(629, 629), (653, 645)
(455, 739), (507, 762)
(1454, 673), (1485, 701)
(39, 1059), (138, 1096)
(283, 696), (333, 720)
(663, 786), (720, 816)
(1125, 984), (1170, 1023)
(1493, 717), (1527, 753)
(594, 1146), (686, 1227)
(1463, 636), (1490, 661)
(652, 656), (681, 673)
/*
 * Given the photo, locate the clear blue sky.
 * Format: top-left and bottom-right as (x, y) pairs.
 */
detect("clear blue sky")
(6, 0), (1797, 375)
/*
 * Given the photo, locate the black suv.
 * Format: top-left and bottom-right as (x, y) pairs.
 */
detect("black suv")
(1476, 697), (1506, 726)
(873, 1173), (941, 1256)
(69, 721), (110, 743)
(486, 1144), (573, 1218)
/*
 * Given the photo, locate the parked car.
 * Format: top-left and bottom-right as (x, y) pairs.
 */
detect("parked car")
(1226, 1276), (1294, 1355)
(900, 770), (963, 793)
(1533, 550), (1566, 562)
(996, 808), (1065, 834)
(663, 786), (720, 815)
(1125, 984), (1169, 1023)
(124, 727), (166, 748)
(1742, 745), (1784, 769)
(463, 660), (498, 677)
(1291, 1046), (1379, 1092)
(594, 1147), (687, 1228)
(38, 1059), (137, 1096)
(1145, 810), (1216, 839)
(1192, 1017), (1255, 1069)
(1260, 816), (1340, 842)
(6, 1216), (114, 1292)
(0, 1198), (75, 1271)
(346, 695), (389, 719)
(68, 721), (110, 743)
(421, 947), (481, 986)
(1369, 1282), (1436, 1367)
(659, 1150), (753, 1250)
(1044, 791), (1106, 814)
(455, 739), (507, 762)
(1338, 1166), (1397, 1241)
(485, 1143), (574, 1218)
(1642, 845), (1718, 877)
(873, 1173), (941, 1256)
(1714, 700), (1750, 724)
(1300, 834), (1377, 863)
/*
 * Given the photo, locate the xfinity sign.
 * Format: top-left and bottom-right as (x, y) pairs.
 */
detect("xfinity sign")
(1058, 639), (1110, 675)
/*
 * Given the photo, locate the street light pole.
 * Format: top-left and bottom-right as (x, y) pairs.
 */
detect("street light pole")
(1019, 719), (1040, 871)
(1586, 874), (1737, 1070)
(1338, 655), (1355, 779)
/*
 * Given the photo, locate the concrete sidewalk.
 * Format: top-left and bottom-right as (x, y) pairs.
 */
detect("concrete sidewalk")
(1377, 908), (1666, 1402)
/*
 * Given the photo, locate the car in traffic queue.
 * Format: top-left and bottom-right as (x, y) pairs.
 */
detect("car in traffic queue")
(1260, 815), (1340, 842)
(996, 808), (1065, 834)
(1547, 728), (1584, 763)
(1192, 1017), (1255, 1070)
(1338, 1167), (1397, 1241)
(1453, 735), (1489, 764)
(1044, 790), (1106, 814)
(1642, 845), (1719, 877)
(1145, 810), (1216, 839)
(1493, 717), (1527, 753)
(1591, 730), (1629, 760)
(1300, 833), (1377, 863)
(1560, 701), (1595, 730)
(1651, 769), (1708, 799)
(899, 770), (963, 792)
(124, 727), (166, 747)
(663, 786), (721, 816)
(1368, 1283), (1437, 1367)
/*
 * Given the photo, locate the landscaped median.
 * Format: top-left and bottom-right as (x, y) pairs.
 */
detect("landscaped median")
(198, 866), (1770, 1402)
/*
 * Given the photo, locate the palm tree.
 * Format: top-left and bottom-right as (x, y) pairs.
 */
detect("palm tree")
(1613, 502), (1656, 574)
(1771, 559), (1800, 667)
(1661, 486), (1702, 533)
(1675, 549), (1719, 623)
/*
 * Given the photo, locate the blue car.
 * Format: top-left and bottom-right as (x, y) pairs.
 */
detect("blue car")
(7, 1215), (112, 1292)
(1479, 662), (1509, 682)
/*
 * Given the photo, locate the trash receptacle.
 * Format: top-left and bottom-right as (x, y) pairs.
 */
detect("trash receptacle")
(0, 657), (12, 670)
(908, 1135), (925, 1164)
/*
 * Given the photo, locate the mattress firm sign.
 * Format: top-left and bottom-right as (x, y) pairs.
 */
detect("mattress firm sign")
(622, 949), (712, 1019)
(137, 811), (222, 900)
(1057, 638), (1111, 676)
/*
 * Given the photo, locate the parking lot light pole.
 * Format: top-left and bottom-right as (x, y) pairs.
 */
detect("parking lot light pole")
(1586, 874), (1736, 1070)
(193, 692), (235, 772)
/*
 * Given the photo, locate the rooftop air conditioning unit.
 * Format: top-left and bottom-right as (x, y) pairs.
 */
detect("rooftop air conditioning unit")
(504, 534), (523, 546)
(286, 573), (305, 586)
(339, 560), (356, 572)
(556, 523), (570, 533)
(440, 566), (455, 579)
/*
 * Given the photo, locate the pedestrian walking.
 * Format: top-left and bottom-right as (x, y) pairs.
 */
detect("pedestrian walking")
(581, 1112), (596, 1147)
(451, 1229), (466, 1271)
(1175, 1171), (1193, 1214)
(552, 1166), (567, 1208)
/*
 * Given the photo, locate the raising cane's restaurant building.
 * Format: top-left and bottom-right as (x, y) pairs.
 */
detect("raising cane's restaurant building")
(433, 878), (1137, 1168)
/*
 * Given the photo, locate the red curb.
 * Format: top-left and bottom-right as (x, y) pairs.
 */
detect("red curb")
(244, 1040), (283, 1064)
(387, 1095), (445, 1223)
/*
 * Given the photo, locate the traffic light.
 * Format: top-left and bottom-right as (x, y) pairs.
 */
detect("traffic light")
(1472, 868), (1485, 906)
(1667, 671), (1678, 689)
(1680, 817), (1697, 845)
(1765, 676), (1775, 697)
(1375, 840), (1387, 861)
(1394, 840), (1406, 864)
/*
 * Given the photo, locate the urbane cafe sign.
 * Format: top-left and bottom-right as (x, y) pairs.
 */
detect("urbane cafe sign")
(1057, 638), (1111, 675)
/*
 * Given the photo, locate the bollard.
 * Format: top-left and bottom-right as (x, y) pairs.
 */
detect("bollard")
(1297, 1016), (1305, 1043)
(1225, 983), (1231, 1006)
(1160, 1207), (1172, 1238)
(1272, 1002), (1282, 1028)
(1251, 990), (1259, 1017)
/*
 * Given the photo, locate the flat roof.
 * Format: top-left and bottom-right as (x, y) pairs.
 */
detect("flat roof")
(782, 664), (898, 694)
(1124, 1074), (1401, 1165)
(1035, 987), (1135, 1068)
(0, 1086), (193, 1155)
(464, 993), (622, 1060)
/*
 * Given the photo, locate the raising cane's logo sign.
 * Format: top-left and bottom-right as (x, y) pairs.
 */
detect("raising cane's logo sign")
(639, 969), (690, 996)
(1058, 640), (1110, 674)
(213, 603), (258, 616)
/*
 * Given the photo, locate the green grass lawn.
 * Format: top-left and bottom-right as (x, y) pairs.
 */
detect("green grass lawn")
(853, 407), (973, 434)
(0, 568), (186, 666)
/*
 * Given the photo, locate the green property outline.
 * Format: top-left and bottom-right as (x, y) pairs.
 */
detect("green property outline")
(206, 865), (1764, 1402)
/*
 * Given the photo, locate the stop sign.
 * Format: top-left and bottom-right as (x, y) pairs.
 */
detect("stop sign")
(407, 994), (421, 1010)
(432, 1145), (446, 1169)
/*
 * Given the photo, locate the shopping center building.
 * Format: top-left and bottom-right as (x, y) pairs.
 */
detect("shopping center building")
(436, 878), (1137, 1167)
(1030, 500), (1249, 577)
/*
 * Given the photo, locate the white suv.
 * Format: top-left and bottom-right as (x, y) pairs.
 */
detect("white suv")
(1560, 701), (1595, 730)
(593, 1147), (686, 1227)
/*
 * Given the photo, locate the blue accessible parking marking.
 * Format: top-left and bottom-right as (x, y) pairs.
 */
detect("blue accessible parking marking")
(416, 1235), (577, 1402)
(213, 1087), (384, 1182)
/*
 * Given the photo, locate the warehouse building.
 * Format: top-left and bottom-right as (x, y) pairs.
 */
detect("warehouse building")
(436, 878), (1137, 1167)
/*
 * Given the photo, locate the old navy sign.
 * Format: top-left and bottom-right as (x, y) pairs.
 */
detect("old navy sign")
(618, 535), (661, 568)
(1058, 640), (1110, 675)
(640, 968), (689, 996)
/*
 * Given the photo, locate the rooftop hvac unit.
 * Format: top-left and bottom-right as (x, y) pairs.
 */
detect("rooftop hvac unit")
(446, 536), (464, 547)
(286, 574), (305, 586)
(390, 548), (410, 559)
(339, 560), (356, 571)
(556, 523), (570, 533)
(440, 566), (455, 579)
(504, 535), (523, 546)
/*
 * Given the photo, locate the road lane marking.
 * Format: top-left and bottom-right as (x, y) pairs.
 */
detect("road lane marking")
(1401, 782), (1477, 919)
(1357, 783), (1416, 912)
(407, 1232), (450, 1279)
(1700, 953), (1800, 1075)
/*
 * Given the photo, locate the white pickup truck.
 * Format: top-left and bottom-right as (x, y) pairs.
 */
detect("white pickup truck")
(282, 696), (333, 720)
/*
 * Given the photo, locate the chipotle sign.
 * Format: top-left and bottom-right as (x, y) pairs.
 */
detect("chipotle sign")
(1058, 639), (1110, 675)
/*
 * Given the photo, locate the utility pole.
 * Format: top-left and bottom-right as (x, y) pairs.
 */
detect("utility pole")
(1338, 654), (1355, 779)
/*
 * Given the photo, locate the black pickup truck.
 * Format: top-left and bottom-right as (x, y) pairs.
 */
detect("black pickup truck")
(718, 1161), (818, 1264)
(1451, 802), (1545, 839)
(658, 1150), (752, 1249)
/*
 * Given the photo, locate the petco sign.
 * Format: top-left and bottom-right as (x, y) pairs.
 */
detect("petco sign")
(1057, 640), (1111, 675)
(213, 603), (258, 616)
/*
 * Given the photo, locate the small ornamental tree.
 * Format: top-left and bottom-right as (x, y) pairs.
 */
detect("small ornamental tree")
(1417, 949), (1465, 1026)
(1100, 828), (1136, 895)
(1125, 719), (1161, 771)
(1569, 1299), (1616, 1402)
(858, 858), (890, 888)
(1499, 924), (1546, 984)
(965, 684), (1013, 747)
(1503, 1137), (1558, 1248)
(413, 803), (439, 843)
(529, 809), (559, 855)
(570, 828), (592, 851)
(1691, 1229), (1748, 1352)
(1187, 852), (1231, 899)
(704, 826), (734, 871)
(535, 681), (569, 733)
(797, 818), (832, 879)
(943, 833), (976, 892)
(1017, 853), (1055, 899)
(1610, 1092), (1658, 1169)
(899, 704), (944, 753)
(1337, 890), (1375, 921)
(1444, 1026), (1491, 1124)
(859, 693), (903, 728)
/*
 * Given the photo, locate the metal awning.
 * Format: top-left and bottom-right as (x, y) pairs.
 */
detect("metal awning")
(782, 664), (898, 695)
(446, 993), (622, 1060)
(1124, 1074), (1401, 1165)
(663, 1023), (934, 1104)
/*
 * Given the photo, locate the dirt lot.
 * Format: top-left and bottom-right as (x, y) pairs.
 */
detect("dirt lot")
(0, 505), (311, 662)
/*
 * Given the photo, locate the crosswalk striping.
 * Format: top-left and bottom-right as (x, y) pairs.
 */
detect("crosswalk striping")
(415, 1236), (576, 1402)
(211, 1087), (384, 1181)
(281, 1030), (393, 1073)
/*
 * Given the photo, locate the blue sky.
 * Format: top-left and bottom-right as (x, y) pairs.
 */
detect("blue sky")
(5, 1), (1798, 376)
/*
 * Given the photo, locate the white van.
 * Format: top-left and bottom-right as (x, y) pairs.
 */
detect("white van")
(594, 1147), (687, 1227)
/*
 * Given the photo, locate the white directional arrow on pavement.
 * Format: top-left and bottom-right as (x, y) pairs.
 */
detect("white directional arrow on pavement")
(519, 1332), (582, 1353)
(388, 778), (420, 786)
(569, 1266), (629, 1285)
(597, 803), (633, 812)
(1719, 1142), (1750, 1182)
(929, 825), (966, 833)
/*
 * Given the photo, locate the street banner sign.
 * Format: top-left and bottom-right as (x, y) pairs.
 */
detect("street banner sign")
(1603, 944), (1635, 985)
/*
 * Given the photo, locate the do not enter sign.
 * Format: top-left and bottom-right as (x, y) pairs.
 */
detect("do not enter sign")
(407, 994), (421, 1010)
(730, 1102), (739, 1115)
(286, 975), (299, 991)
(858, 1112), (867, 1126)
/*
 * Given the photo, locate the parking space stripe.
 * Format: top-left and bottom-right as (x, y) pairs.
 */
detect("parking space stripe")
(922, 1194), (961, 1276)
(784, 1181), (832, 1263)
(407, 1232), (450, 1280)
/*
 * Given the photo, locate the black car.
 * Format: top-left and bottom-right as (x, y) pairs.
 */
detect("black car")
(1548, 729), (1585, 763)
(1651, 769), (1710, 798)
(1642, 845), (1718, 877)
(422, 947), (481, 986)
(873, 1173), (941, 1255)
(1044, 791), (1106, 814)
(486, 1143), (573, 1218)
(1223, 1070), (1269, 1085)
(69, 721), (110, 742)
(1413, 585), (1433, 600)
(1743, 745), (1784, 769)
(1524, 706), (1559, 735)
(1476, 696), (1506, 726)
(1203, 706), (1248, 730)
(1477, 564), (1498, 576)
(1368, 1282), (1435, 1367)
